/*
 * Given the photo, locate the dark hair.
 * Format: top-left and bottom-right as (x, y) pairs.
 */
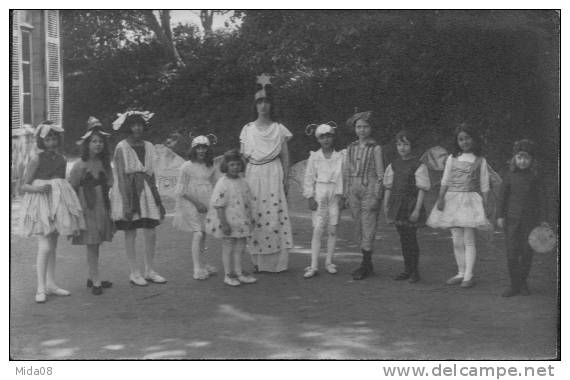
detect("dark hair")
(36, 129), (63, 151)
(188, 144), (214, 167)
(395, 130), (416, 149)
(80, 130), (112, 173)
(252, 97), (278, 121)
(508, 155), (538, 176)
(451, 123), (483, 157)
(219, 149), (245, 173)
(121, 114), (148, 134)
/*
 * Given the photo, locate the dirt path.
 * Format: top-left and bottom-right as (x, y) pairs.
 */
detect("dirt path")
(9, 190), (558, 359)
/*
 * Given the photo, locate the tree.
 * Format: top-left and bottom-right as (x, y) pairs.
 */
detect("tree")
(141, 10), (186, 68)
(194, 10), (232, 38)
(61, 10), (185, 70)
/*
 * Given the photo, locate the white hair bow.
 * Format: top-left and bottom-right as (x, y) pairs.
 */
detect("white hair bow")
(35, 121), (64, 139)
(190, 134), (218, 148)
(305, 121), (337, 137)
(112, 111), (154, 131)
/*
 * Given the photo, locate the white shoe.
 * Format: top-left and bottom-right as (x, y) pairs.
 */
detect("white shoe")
(224, 275), (240, 287)
(304, 267), (318, 278)
(205, 265), (218, 275)
(130, 273), (148, 286)
(145, 270), (167, 284)
(35, 292), (47, 303)
(193, 269), (209, 280)
(237, 273), (257, 284)
(325, 263), (338, 274)
(46, 287), (71, 296)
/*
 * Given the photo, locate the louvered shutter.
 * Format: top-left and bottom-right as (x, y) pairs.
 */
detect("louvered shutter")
(45, 10), (62, 125)
(12, 10), (22, 129)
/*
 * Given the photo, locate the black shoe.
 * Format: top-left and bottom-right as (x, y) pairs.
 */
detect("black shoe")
(92, 286), (103, 296)
(501, 287), (519, 297)
(408, 272), (420, 283)
(352, 265), (373, 280)
(87, 279), (113, 288)
(519, 283), (530, 296)
(394, 272), (411, 281)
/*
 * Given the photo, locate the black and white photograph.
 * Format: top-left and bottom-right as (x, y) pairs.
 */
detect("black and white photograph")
(8, 6), (561, 370)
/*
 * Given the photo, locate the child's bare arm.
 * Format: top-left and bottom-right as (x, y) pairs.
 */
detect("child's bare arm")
(409, 189), (426, 222)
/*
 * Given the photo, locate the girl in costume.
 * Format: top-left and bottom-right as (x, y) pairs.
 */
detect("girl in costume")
(173, 134), (219, 280)
(343, 111), (384, 280)
(110, 111), (167, 286)
(497, 139), (547, 297)
(427, 124), (492, 288)
(239, 74), (293, 272)
(206, 150), (257, 286)
(302, 123), (343, 278)
(19, 121), (85, 303)
(382, 130), (430, 283)
(70, 117), (115, 295)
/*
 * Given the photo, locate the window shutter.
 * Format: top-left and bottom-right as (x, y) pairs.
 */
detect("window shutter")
(45, 10), (62, 125)
(12, 10), (22, 129)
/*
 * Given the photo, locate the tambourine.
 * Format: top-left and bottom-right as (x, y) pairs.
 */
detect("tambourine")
(528, 223), (557, 253)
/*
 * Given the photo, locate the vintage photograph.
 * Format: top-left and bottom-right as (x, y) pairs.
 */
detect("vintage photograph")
(10, 9), (560, 360)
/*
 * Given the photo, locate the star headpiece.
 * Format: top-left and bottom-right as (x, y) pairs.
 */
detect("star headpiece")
(255, 74), (273, 101)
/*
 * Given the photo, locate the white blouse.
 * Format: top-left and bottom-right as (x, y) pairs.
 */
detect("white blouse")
(303, 149), (344, 199)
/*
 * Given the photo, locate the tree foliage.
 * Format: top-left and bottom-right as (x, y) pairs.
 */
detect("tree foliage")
(61, 10), (559, 221)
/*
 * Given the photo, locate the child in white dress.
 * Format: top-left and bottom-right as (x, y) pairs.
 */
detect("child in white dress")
(173, 135), (219, 280)
(110, 111), (167, 286)
(206, 150), (257, 286)
(18, 121), (85, 303)
(302, 123), (344, 278)
(427, 124), (492, 288)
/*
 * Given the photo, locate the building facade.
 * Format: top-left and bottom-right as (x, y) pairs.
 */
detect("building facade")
(11, 10), (63, 195)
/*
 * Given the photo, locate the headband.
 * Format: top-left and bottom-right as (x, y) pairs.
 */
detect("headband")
(190, 134), (218, 148)
(35, 121), (64, 139)
(112, 110), (154, 131)
(305, 122), (337, 137)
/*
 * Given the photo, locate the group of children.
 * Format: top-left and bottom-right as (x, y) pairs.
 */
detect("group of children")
(302, 112), (546, 299)
(17, 108), (546, 304)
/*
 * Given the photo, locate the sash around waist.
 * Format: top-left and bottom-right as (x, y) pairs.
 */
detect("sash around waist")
(247, 156), (280, 165)
(447, 184), (479, 192)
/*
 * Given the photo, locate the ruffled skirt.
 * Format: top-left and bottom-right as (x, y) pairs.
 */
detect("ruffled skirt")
(173, 185), (212, 232)
(18, 178), (86, 237)
(426, 191), (492, 231)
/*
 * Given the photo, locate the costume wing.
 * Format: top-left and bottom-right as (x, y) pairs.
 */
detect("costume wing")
(419, 146), (449, 212)
(289, 159), (307, 193)
(154, 144), (187, 213)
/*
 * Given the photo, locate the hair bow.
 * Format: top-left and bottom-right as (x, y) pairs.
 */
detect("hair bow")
(34, 120), (64, 138)
(112, 111), (154, 131)
(190, 133), (218, 148)
(305, 121), (337, 137)
(76, 116), (110, 145)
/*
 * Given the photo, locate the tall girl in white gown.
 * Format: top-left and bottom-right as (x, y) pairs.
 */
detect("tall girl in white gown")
(239, 75), (293, 272)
